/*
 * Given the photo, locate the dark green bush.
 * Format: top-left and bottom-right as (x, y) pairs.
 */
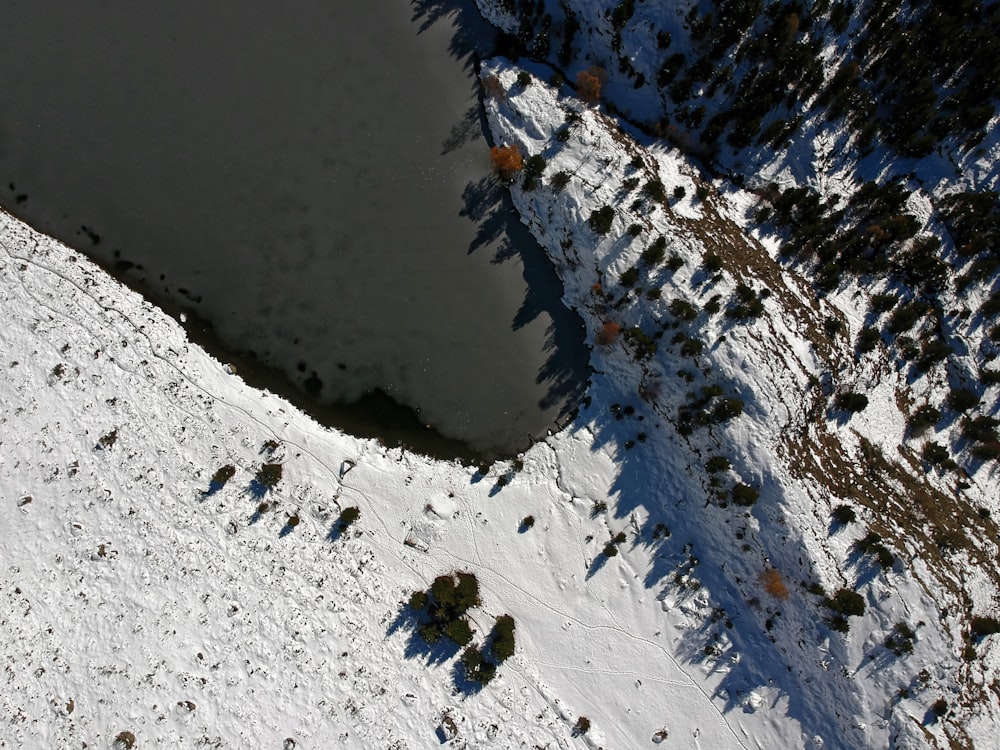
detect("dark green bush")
(947, 388), (980, 412)
(857, 327), (881, 353)
(971, 616), (1000, 637)
(731, 483), (759, 506)
(832, 505), (857, 524)
(211, 465), (236, 486)
(642, 236), (668, 265)
(491, 614), (516, 662)
(703, 253), (723, 272)
(550, 170), (571, 192)
(256, 463), (282, 489)
(588, 206), (616, 235)
(907, 404), (941, 434)
(835, 392), (869, 413)
(706, 456), (731, 473)
(826, 588), (865, 617)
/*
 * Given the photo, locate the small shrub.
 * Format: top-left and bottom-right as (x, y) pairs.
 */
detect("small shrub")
(695, 184), (711, 200)
(620, 266), (640, 287)
(826, 588), (865, 617)
(673, 185), (686, 200)
(641, 236), (667, 266)
(835, 392), (869, 413)
(971, 616), (1000, 637)
(573, 716), (591, 735)
(885, 622), (916, 656)
(669, 298), (698, 321)
(703, 253), (723, 272)
(930, 698), (948, 718)
(481, 74), (504, 99)
(489, 145), (524, 182)
(491, 614), (516, 662)
(947, 388), (980, 413)
(338, 506), (361, 533)
(113, 732), (137, 750)
(603, 543), (619, 557)
(211, 464), (236, 486)
(759, 568), (790, 600)
(907, 404), (941, 434)
(256, 463), (282, 489)
(595, 321), (622, 345)
(832, 505), (856, 524)
(98, 429), (118, 449)
(516, 71), (532, 88)
(588, 206), (616, 235)
(550, 170), (571, 191)
(922, 442), (956, 470)
(869, 293), (897, 313)
(576, 66), (605, 103)
(520, 515), (535, 530)
(461, 646), (497, 685)
(856, 327), (881, 353)
(711, 397), (744, 422)
(731, 483), (759, 507)
(627, 222), (643, 236)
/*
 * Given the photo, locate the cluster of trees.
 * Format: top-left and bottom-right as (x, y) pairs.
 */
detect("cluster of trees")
(409, 572), (516, 687)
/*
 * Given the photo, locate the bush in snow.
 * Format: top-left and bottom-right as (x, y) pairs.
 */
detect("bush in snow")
(489, 145), (523, 183)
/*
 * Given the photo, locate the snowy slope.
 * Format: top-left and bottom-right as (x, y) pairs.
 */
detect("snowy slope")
(478, 59), (1000, 749)
(2, 208), (815, 748)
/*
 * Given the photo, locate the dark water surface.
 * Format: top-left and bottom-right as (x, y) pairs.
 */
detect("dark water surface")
(0, 1), (589, 459)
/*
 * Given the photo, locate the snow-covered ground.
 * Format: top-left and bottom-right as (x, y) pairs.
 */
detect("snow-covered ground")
(3, 13), (1000, 750)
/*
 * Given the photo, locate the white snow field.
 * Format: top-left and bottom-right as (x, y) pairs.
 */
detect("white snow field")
(2, 45), (1000, 750)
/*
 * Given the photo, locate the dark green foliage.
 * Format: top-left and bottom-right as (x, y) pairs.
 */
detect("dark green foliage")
(669, 298), (698, 321)
(962, 415), (1000, 443)
(731, 483), (759, 507)
(338, 506), (361, 532)
(520, 515), (535, 530)
(555, 126), (571, 142)
(971, 616), (1000, 637)
(705, 296), (722, 314)
(256, 463), (282, 489)
(627, 222), (643, 236)
(522, 154), (547, 190)
(916, 338), (954, 371)
(443, 617), (474, 647)
(706, 456), (731, 473)
(856, 327), (881, 353)
(823, 317), (844, 337)
(491, 614), (516, 662)
(642, 179), (666, 202)
(573, 716), (591, 735)
(704, 253), (723, 272)
(409, 590), (428, 611)
(835, 391), (869, 413)
(885, 622), (916, 656)
(673, 185), (686, 200)
(516, 71), (532, 88)
(930, 698), (948, 719)
(870, 293), (897, 314)
(588, 206), (616, 235)
(922, 442), (957, 471)
(666, 254), (685, 272)
(726, 283), (765, 319)
(623, 326), (657, 360)
(886, 301), (928, 334)
(550, 170), (571, 192)
(680, 338), (704, 356)
(712, 397), (744, 422)
(603, 543), (619, 557)
(826, 588), (865, 617)
(641, 236), (668, 266)
(832, 504), (856, 524)
(620, 266), (640, 288)
(947, 388), (980, 413)
(211, 465), (236, 486)
(461, 646), (497, 685)
(622, 176), (640, 192)
(908, 404), (941, 435)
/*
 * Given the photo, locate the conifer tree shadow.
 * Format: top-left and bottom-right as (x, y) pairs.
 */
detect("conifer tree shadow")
(409, 0), (495, 73)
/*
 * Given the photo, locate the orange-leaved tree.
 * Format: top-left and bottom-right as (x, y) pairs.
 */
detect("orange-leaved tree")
(595, 321), (622, 345)
(576, 66), (606, 104)
(490, 144), (524, 182)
